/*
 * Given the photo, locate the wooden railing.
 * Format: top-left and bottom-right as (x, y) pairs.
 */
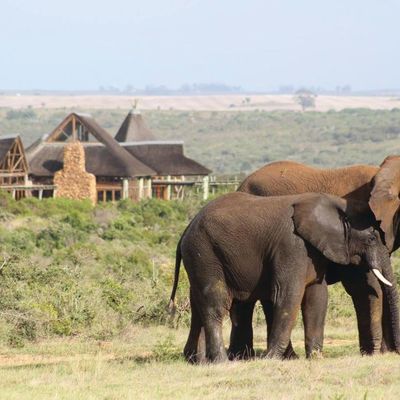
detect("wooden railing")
(0, 185), (57, 200)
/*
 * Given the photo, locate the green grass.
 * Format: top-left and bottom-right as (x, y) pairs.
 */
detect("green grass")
(0, 192), (399, 398)
(0, 189), (399, 345)
(0, 325), (398, 400)
(2, 107), (400, 397)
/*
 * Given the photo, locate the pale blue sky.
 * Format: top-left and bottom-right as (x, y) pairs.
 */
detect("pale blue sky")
(1, 0), (399, 91)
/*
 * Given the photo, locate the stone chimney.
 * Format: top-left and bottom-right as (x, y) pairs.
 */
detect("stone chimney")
(54, 141), (97, 204)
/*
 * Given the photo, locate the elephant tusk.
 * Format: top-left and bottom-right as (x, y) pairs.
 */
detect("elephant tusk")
(372, 269), (393, 287)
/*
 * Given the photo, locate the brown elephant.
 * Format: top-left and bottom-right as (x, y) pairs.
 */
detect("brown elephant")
(169, 192), (393, 362)
(228, 156), (400, 358)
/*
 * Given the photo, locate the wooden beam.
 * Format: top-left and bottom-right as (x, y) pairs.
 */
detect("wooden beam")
(166, 175), (171, 200)
(48, 116), (72, 142)
(72, 114), (77, 140)
(0, 172), (27, 177)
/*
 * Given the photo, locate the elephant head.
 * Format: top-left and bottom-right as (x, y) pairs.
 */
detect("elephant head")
(292, 194), (393, 287)
(369, 155), (400, 251)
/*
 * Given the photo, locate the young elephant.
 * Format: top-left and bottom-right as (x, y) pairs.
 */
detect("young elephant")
(169, 192), (392, 363)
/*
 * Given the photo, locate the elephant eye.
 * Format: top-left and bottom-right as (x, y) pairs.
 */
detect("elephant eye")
(367, 235), (377, 244)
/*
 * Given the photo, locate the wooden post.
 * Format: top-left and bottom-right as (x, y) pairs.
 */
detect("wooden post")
(72, 115), (77, 140)
(122, 179), (129, 200)
(203, 176), (209, 201)
(234, 175), (239, 191)
(138, 178), (144, 200)
(146, 178), (152, 198)
(166, 175), (171, 200)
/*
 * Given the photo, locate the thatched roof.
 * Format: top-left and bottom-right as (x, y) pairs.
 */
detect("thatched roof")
(123, 142), (211, 176)
(0, 134), (18, 163)
(27, 113), (156, 178)
(28, 143), (156, 178)
(27, 112), (210, 179)
(0, 134), (29, 173)
(115, 110), (156, 142)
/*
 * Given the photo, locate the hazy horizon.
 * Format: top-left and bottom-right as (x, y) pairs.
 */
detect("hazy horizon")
(2, 0), (400, 92)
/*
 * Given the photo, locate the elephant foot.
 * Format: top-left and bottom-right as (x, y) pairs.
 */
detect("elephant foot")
(184, 349), (207, 364)
(228, 346), (255, 361)
(265, 346), (287, 360)
(206, 350), (229, 363)
(306, 349), (323, 360)
(283, 346), (299, 360)
(184, 341), (206, 364)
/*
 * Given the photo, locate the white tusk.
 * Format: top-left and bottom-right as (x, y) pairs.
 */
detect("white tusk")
(372, 269), (393, 287)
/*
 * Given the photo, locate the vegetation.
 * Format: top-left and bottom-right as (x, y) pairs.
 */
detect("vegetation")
(0, 325), (400, 399)
(294, 89), (317, 111)
(0, 190), (399, 348)
(2, 107), (400, 175)
(2, 107), (400, 397)
(0, 192), (202, 346)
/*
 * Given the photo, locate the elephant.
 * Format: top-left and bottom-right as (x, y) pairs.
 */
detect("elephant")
(169, 191), (393, 362)
(228, 157), (400, 359)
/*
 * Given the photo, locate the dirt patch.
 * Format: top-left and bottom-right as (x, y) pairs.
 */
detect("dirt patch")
(1, 94), (400, 111)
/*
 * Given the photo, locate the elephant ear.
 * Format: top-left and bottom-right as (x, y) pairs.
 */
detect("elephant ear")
(292, 194), (350, 265)
(369, 155), (400, 250)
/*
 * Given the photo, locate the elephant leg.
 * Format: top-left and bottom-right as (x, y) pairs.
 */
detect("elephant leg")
(262, 300), (298, 360)
(266, 286), (304, 359)
(228, 300), (256, 360)
(301, 282), (328, 358)
(184, 290), (206, 363)
(341, 270), (383, 355)
(196, 282), (231, 363)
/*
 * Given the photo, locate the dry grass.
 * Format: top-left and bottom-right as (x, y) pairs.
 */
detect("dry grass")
(0, 324), (399, 399)
(1, 94), (400, 111)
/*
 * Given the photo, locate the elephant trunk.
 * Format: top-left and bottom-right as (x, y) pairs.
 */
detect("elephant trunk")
(379, 253), (400, 353)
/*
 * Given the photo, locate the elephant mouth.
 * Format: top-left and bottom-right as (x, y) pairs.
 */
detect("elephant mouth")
(372, 268), (393, 287)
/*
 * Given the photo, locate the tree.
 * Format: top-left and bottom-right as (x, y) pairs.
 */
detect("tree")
(294, 89), (317, 111)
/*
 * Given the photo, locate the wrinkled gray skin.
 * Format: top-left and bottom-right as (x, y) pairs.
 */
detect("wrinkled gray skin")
(229, 158), (400, 359)
(169, 192), (393, 362)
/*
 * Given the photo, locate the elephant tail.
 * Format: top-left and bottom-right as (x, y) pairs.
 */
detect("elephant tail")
(168, 236), (183, 314)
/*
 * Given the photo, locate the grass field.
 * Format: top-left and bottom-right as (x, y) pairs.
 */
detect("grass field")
(0, 194), (399, 398)
(2, 105), (400, 398)
(1, 324), (399, 400)
(1, 94), (400, 112)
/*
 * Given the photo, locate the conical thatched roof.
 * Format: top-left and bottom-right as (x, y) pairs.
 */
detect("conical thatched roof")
(115, 110), (156, 142)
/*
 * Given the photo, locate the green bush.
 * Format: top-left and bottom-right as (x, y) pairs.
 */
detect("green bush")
(0, 197), (196, 346)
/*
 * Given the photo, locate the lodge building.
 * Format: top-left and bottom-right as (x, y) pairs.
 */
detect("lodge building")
(0, 110), (211, 203)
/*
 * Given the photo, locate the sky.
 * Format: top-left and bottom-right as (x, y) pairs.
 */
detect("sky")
(1, 0), (399, 91)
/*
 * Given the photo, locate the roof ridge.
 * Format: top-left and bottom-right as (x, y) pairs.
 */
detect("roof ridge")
(0, 133), (20, 140)
(74, 114), (156, 176)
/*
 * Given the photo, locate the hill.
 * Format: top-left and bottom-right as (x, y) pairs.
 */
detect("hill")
(1, 108), (400, 175)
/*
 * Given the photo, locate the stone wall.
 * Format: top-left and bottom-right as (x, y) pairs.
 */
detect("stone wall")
(54, 141), (97, 204)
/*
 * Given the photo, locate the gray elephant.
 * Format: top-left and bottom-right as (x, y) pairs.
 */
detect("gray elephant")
(169, 192), (393, 362)
(229, 157), (400, 359)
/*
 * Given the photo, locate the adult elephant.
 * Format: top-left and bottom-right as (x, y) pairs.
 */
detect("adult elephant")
(169, 192), (393, 362)
(229, 156), (400, 358)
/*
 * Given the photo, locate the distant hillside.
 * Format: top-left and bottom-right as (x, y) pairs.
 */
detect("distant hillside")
(1, 108), (400, 175)
(1, 94), (400, 111)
